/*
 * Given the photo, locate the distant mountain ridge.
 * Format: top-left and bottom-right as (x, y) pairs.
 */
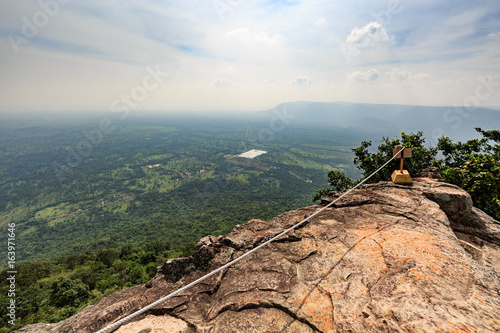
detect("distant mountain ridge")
(263, 101), (500, 142)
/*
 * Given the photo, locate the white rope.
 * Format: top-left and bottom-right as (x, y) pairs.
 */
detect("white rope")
(95, 146), (405, 333)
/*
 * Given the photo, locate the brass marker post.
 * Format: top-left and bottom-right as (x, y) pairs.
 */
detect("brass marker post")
(391, 145), (413, 184)
(400, 152), (404, 173)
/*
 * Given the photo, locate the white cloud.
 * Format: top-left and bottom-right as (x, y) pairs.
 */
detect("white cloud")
(315, 17), (327, 27)
(487, 32), (500, 39)
(347, 69), (380, 82)
(213, 79), (234, 88)
(263, 77), (280, 84)
(385, 68), (431, 81)
(224, 28), (283, 45)
(203, 26), (288, 67)
(386, 68), (412, 81)
(294, 76), (313, 85)
(413, 72), (432, 80)
(345, 21), (390, 50)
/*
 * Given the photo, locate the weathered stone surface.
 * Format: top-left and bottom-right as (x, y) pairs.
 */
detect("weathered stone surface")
(114, 314), (193, 333)
(16, 180), (500, 333)
(415, 166), (443, 181)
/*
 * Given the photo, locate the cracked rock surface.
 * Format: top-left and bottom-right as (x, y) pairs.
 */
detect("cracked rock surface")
(15, 181), (500, 332)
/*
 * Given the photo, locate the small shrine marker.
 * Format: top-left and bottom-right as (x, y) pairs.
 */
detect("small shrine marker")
(391, 145), (413, 184)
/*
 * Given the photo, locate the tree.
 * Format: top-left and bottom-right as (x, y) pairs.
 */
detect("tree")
(438, 128), (500, 219)
(49, 277), (89, 308)
(352, 132), (438, 182)
(145, 239), (171, 254)
(436, 136), (486, 168)
(312, 170), (354, 201)
(476, 128), (500, 160)
(96, 248), (119, 267)
(313, 132), (438, 201)
(314, 129), (500, 220)
(441, 154), (500, 218)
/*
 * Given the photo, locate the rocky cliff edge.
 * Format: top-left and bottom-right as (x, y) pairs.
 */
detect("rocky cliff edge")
(16, 180), (500, 333)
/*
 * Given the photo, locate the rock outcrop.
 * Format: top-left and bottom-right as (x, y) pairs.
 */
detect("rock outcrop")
(16, 180), (500, 332)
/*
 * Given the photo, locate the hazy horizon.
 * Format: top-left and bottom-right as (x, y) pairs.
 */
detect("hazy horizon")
(2, 100), (500, 118)
(1, 1), (500, 114)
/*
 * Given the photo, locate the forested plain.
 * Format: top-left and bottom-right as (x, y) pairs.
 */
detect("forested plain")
(0, 113), (367, 331)
(0, 114), (365, 263)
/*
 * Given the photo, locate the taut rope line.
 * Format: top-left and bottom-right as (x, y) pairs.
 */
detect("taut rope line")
(95, 146), (405, 333)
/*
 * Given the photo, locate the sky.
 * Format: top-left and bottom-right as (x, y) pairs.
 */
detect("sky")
(0, 0), (500, 113)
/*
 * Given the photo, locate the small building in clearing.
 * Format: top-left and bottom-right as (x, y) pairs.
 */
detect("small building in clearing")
(238, 149), (268, 159)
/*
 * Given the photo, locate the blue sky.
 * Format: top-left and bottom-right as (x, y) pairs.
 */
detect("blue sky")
(0, 0), (499, 112)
